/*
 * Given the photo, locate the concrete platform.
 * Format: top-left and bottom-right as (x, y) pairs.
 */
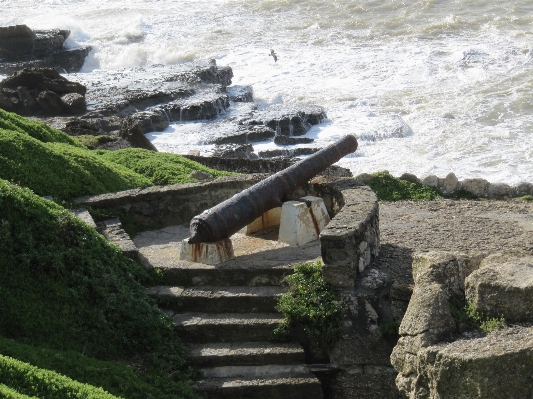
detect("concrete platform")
(133, 224), (322, 286)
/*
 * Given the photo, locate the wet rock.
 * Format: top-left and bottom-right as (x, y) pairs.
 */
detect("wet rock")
(293, 147), (319, 156)
(228, 85), (254, 102)
(129, 111), (169, 133)
(0, 68), (87, 116)
(0, 25), (36, 62)
(247, 126), (276, 142)
(213, 144), (256, 159)
(61, 93), (86, 114)
(250, 104), (326, 136)
(61, 119), (103, 136)
(36, 90), (65, 115)
(258, 149), (291, 158)
(0, 25), (91, 74)
(273, 135), (314, 145)
(119, 116), (158, 151)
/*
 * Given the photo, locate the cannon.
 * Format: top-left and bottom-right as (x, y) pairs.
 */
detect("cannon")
(189, 134), (358, 243)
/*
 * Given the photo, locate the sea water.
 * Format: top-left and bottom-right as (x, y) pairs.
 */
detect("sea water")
(2, 0), (533, 184)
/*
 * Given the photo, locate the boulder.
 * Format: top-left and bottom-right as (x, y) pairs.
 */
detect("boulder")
(487, 182), (511, 198)
(0, 68), (87, 116)
(119, 116), (158, 151)
(250, 104), (327, 136)
(61, 93), (86, 114)
(465, 253), (533, 322)
(460, 178), (490, 197)
(0, 25), (90, 73)
(227, 85), (254, 102)
(443, 172), (459, 193)
(0, 25), (35, 62)
(61, 119), (102, 136)
(399, 173), (420, 184)
(36, 90), (65, 115)
(417, 326), (533, 399)
(421, 174), (439, 188)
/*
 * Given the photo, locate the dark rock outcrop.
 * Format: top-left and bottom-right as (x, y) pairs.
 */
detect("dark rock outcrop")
(119, 116), (158, 151)
(0, 68), (87, 115)
(274, 135), (314, 145)
(0, 25), (91, 74)
(212, 144), (257, 159)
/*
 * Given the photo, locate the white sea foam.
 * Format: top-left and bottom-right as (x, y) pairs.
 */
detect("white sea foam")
(2, 0), (533, 183)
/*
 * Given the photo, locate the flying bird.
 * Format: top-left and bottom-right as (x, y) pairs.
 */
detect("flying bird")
(269, 49), (278, 62)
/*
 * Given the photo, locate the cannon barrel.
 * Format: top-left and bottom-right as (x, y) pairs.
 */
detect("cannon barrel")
(189, 134), (358, 243)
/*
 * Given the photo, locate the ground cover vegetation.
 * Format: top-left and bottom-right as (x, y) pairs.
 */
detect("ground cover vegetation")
(272, 261), (342, 349)
(0, 109), (235, 398)
(365, 172), (442, 201)
(450, 299), (506, 333)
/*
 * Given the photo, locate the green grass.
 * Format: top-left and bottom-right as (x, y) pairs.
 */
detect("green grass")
(272, 261), (341, 348)
(521, 195), (533, 202)
(96, 148), (234, 185)
(365, 172), (442, 201)
(0, 354), (119, 399)
(450, 299), (506, 333)
(0, 179), (200, 399)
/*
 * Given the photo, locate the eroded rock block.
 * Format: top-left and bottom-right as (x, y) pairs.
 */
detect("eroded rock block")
(466, 253), (533, 322)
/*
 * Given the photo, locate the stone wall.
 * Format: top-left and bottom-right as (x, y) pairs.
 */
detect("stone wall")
(75, 175), (266, 229)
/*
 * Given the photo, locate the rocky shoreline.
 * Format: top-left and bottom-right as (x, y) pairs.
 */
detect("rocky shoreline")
(1, 24), (533, 194)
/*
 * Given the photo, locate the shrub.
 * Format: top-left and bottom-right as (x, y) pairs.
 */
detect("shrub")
(0, 336), (199, 399)
(0, 108), (83, 147)
(450, 299), (506, 333)
(520, 195), (533, 202)
(272, 261), (341, 348)
(0, 129), (151, 200)
(0, 355), (118, 399)
(0, 383), (37, 399)
(0, 180), (198, 398)
(365, 172), (442, 201)
(96, 148), (234, 185)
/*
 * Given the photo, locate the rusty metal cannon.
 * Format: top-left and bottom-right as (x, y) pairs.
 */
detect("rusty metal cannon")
(188, 134), (358, 243)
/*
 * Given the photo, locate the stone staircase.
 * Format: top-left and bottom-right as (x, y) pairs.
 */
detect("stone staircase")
(141, 227), (324, 399)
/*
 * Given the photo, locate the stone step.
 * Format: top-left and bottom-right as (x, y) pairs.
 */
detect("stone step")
(147, 285), (285, 313)
(195, 373), (323, 399)
(188, 342), (305, 368)
(170, 312), (283, 343)
(155, 261), (294, 287)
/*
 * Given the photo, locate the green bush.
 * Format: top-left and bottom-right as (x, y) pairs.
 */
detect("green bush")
(96, 148), (234, 185)
(450, 299), (506, 333)
(365, 172), (442, 201)
(0, 180), (199, 398)
(0, 108), (83, 147)
(0, 384), (37, 399)
(0, 355), (118, 399)
(521, 195), (533, 202)
(0, 129), (151, 200)
(272, 261), (341, 348)
(0, 336), (199, 399)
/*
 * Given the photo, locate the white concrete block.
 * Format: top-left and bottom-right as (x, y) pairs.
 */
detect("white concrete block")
(246, 207), (282, 234)
(300, 196), (331, 232)
(179, 238), (235, 265)
(278, 201), (319, 246)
